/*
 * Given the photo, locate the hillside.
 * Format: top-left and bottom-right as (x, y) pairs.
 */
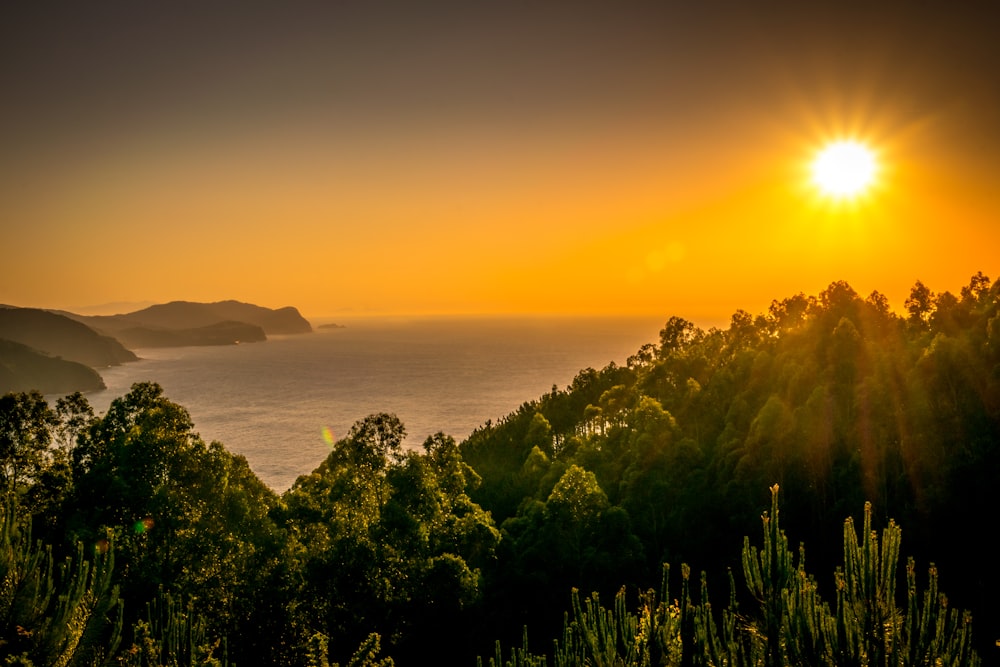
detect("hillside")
(0, 306), (138, 367)
(113, 320), (267, 348)
(459, 272), (1000, 660)
(1, 274), (994, 666)
(0, 338), (105, 394)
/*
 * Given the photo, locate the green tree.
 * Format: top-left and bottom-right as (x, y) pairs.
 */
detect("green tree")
(54, 393), (94, 453)
(282, 418), (498, 665)
(905, 280), (935, 329)
(658, 317), (701, 357)
(0, 392), (58, 495)
(524, 413), (553, 458)
(64, 383), (281, 665)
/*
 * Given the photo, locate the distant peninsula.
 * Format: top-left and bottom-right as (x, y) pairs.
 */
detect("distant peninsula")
(1, 300), (314, 394)
(0, 306), (127, 394)
(0, 306), (137, 367)
(62, 300), (312, 348)
(0, 338), (105, 394)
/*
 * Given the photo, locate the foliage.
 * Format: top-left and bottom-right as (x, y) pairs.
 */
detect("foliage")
(464, 273), (1000, 659)
(0, 497), (122, 667)
(1, 273), (997, 665)
(0, 391), (59, 496)
(304, 632), (394, 667)
(1, 383), (284, 666)
(485, 486), (980, 666)
(117, 589), (228, 667)
(281, 422), (499, 664)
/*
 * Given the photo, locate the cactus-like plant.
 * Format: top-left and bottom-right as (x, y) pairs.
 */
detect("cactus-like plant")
(484, 485), (982, 667)
(1, 497), (122, 666)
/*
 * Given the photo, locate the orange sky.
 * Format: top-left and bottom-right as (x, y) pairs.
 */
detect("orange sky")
(2, 3), (998, 323)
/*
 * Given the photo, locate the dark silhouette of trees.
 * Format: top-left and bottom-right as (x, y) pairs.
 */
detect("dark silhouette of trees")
(464, 273), (998, 662)
(1, 273), (996, 665)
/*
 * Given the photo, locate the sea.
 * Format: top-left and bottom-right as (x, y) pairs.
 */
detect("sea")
(80, 316), (663, 492)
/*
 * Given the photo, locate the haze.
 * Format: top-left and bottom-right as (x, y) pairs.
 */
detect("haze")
(3, 3), (998, 320)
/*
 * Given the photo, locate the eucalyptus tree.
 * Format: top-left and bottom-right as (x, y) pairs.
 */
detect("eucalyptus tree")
(0, 390), (57, 495)
(64, 382), (281, 665)
(282, 416), (499, 665)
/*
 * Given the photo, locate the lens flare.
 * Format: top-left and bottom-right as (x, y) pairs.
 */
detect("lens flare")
(133, 517), (154, 534)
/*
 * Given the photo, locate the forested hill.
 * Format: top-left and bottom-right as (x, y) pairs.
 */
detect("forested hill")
(460, 272), (1000, 656)
(0, 338), (105, 394)
(1, 274), (996, 666)
(0, 306), (134, 393)
(0, 306), (137, 367)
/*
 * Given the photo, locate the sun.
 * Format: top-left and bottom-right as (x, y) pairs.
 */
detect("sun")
(811, 140), (878, 198)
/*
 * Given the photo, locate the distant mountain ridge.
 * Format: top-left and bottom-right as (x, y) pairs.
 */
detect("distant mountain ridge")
(64, 300), (312, 341)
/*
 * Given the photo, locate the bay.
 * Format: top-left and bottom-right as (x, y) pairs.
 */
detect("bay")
(85, 315), (662, 492)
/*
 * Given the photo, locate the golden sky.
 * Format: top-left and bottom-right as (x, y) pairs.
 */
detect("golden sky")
(2, 3), (998, 322)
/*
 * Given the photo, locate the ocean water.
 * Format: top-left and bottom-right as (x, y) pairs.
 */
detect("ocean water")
(84, 316), (662, 492)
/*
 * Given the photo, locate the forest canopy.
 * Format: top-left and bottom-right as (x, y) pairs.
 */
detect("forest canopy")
(2, 273), (997, 665)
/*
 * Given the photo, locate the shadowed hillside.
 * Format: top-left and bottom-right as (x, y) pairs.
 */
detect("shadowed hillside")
(0, 307), (137, 367)
(111, 320), (266, 348)
(0, 338), (105, 394)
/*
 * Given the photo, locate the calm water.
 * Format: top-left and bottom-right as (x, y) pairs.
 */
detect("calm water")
(84, 316), (661, 491)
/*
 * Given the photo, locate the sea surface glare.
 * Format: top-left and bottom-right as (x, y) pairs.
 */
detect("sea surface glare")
(86, 316), (662, 491)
